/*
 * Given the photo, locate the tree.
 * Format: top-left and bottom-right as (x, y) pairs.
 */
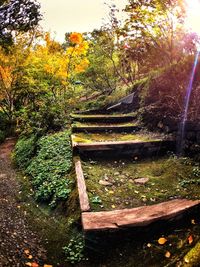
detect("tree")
(0, 31), (90, 133)
(122, 0), (198, 74)
(0, 0), (41, 47)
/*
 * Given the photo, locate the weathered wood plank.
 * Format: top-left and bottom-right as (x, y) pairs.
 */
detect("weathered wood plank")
(82, 199), (200, 231)
(74, 157), (90, 212)
(74, 140), (175, 151)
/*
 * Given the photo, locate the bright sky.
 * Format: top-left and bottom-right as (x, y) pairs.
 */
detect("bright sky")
(38, 0), (128, 43)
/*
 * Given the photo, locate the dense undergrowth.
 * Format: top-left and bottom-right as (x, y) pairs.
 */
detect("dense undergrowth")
(136, 57), (200, 127)
(0, 111), (8, 143)
(13, 131), (73, 207)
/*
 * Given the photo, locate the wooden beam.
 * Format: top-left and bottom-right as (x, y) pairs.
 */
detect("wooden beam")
(74, 140), (175, 151)
(82, 199), (200, 231)
(74, 157), (90, 212)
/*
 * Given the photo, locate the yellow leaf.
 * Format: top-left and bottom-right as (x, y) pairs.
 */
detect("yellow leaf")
(158, 237), (167, 245)
(109, 191), (114, 194)
(184, 257), (190, 263)
(165, 251), (171, 258)
(44, 265), (53, 267)
(28, 255), (33, 259)
(188, 235), (193, 244)
(111, 205), (116, 209)
(191, 219), (196, 225)
(147, 243), (151, 248)
(25, 263), (32, 267)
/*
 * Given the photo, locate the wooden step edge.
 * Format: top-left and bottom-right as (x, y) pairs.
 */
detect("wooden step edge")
(72, 125), (139, 129)
(70, 114), (136, 119)
(74, 157), (90, 212)
(73, 139), (175, 150)
(82, 199), (200, 231)
(72, 126), (141, 133)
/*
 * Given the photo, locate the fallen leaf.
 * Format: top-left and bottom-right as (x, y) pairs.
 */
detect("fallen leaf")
(158, 237), (167, 245)
(191, 219), (196, 225)
(25, 263), (32, 267)
(111, 205), (116, 209)
(99, 180), (112, 186)
(32, 263), (39, 267)
(28, 255), (33, 259)
(44, 265), (53, 267)
(188, 235), (193, 244)
(165, 251), (171, 258)
(184, 257), (189, 263)
(24, 249), (30, 255)
(109, 190), (114, 194)
(147, 243), (151, 248)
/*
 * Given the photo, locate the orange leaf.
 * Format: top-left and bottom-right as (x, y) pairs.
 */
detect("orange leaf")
(24, 249), (30, 255)
(32, 263), (39, 267)
(165, 251), (171, 258)
(158, 237), (167, 245)
(188, 235), (193, 244)
(44, 265), (53, 267)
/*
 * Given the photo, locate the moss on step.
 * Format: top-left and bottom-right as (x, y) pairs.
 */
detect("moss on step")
(72, 121), (139, 128)
(72, 132), (166, 144)
(81, 157), (200, 211)
(183, 242), (200, 266)
(71, 112), (136, 119)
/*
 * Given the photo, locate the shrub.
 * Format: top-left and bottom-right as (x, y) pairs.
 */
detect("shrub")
(13, 134), (38, 168)
(0, 130), (5, 143)
(0, 111), (8, 131)
(16, 94), (66, 136)
(25, 131), (73, 207)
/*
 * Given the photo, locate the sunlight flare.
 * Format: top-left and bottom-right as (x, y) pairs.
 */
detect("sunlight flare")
(185, 0), (200, 35)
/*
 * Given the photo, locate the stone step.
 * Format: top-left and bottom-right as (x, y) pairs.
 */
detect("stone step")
(82, 199), (200, 231)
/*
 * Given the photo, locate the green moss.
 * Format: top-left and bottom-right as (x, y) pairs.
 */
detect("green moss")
(183, 242), (200, 266)
(72, 132), (164, 144)
(81, 157), (200, 211)
(72, 121), (139, 128)
(71, 113), (136, 119)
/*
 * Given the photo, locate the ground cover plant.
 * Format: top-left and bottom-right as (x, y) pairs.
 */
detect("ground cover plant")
(14, 131), (73, 207)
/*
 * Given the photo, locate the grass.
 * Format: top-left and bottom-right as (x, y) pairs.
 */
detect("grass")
(81, 156), (200, 212)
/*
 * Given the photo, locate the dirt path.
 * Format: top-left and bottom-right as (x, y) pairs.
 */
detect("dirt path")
(0, 138), (47, 267)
